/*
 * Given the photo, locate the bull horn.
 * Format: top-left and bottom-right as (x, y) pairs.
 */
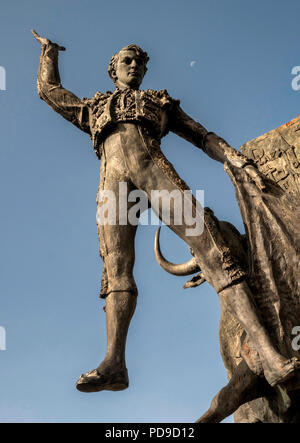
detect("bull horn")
(154, 227), (200, 276)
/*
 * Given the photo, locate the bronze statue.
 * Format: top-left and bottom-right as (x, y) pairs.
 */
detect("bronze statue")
(155, 122), (300, 422)
(32, 30), (299, 404)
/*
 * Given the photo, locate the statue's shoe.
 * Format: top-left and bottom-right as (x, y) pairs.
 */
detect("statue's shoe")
(265, 357), (300, 387)
(76, 368), (129, 393)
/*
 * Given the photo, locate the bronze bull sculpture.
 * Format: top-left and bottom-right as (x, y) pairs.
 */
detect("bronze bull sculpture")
(154, 163), (300, 423)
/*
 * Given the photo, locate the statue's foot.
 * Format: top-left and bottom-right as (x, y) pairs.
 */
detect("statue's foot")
(264, 357), (300, 387)
(76, 368), (129, 393)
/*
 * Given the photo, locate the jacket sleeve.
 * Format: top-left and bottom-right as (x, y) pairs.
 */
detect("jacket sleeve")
(169, 103), (252, 168)
(36, 43), (91, 135)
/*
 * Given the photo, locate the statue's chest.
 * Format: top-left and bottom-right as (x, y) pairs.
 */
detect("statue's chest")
(91, 90), (168, 139)
(111, 90), (165, 122)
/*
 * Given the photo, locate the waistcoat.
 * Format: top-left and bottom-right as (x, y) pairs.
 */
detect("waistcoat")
(84, 88), (178, 158)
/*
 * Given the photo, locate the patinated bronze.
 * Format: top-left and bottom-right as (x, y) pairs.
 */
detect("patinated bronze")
(32, 30), (300, 422)
(156, 121), (300, 422)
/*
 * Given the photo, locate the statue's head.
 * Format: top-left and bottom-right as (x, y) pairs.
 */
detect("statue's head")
(108, 44), (149, 90)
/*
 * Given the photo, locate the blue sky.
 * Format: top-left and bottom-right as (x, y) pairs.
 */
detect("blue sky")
(0, 0), (300, 423)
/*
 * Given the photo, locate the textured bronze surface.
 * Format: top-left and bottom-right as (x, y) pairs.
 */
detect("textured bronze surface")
(156, 125), (300, 422)
(241, 117), (300, 198)
(196, 125), (300, 423)
(32, 31), (300, 422)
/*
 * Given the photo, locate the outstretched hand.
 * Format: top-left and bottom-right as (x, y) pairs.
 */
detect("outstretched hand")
(31, 29), (65, 51)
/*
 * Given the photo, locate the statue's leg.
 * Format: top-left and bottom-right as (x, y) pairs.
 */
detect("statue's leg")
(218, 282), (300, 387)
(196, 360), (270, 423)
(131, 145), (300, 388)
(76, 151), (140, 392)
(98, 291), (136, 378)
(76, 290), (137, 393)
(76, 214), (138, 392)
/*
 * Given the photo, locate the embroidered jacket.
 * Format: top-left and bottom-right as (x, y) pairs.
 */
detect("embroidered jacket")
(82, 88), (179, 156)
(36, 43), (251, 167)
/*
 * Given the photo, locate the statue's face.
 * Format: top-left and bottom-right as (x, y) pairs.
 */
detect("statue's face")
(114, 50), (146, 90)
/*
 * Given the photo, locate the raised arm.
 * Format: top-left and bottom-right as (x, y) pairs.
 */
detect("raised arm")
(169, 104), (265, 189)
(32, 30), (90, 134)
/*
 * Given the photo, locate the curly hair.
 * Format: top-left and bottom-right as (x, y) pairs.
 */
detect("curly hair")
(108, 44), (149, 85)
